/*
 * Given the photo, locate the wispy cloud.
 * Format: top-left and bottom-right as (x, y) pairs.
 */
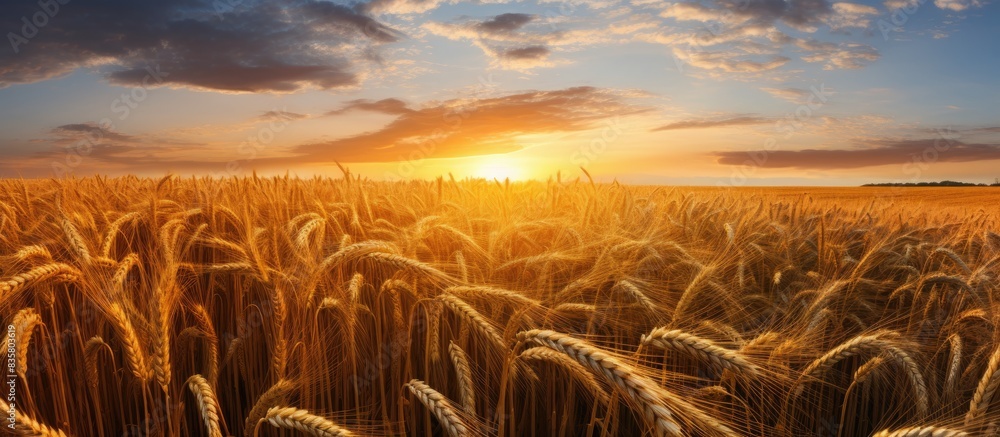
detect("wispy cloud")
(652, 116), (770, 131)
(713, 138), (1000, 169)
(280, 87), (648, 163)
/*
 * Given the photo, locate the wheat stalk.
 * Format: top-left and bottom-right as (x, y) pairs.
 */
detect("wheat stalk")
(187, 374), (223, 437)
(448, 341), (476, 414)
(967, 342), (1000, 425)
(518, 329), (736, 436)
(640, 328), (760, 377)
(12, 307), (42, 381)
(0, 263), (82, 296)
(109, 303), (151, 383)
(296, 217), (326, 251)
(613, 279), (659, 315)
(244, 379), (296, 437)
(12, 244), (51, 261)
(0, 398), (69, 436)
(190, 304), (220, 385)
(61, 216), (92, 264)
(518, 346), (608, 403)
(152, 283), (174, 392)
(438, 293), (505, 350)
(261, 407), (354, 436)
(795, 332), (928, 417)
(944, 333), (962, 404)
(364, 252), (459, 285)
(404, 379), (470, 437)
(444, 285), (539, 307)
(83, 336), (111, 391)
(872, 426), (969, 437)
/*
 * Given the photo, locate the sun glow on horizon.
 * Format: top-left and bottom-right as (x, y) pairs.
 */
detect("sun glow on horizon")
(469, 155), (529, 181)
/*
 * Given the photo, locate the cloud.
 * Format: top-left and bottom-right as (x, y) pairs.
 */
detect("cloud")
(12, 121), (213, 177)
(660, 0), (833, 32)
(797, 39), (880, 69)
(280, 87), (647, 163)
(652, 116), (770, 131)
(0, 0), (401, 93)
(884, 0), (920, 9)
(760, 87), (812, 103)
(713, 138), (1000, 169)
(825, 2), (879, 29)
(967, 127), (1000, 134)
(424, 13), (562, 69)
(50, 123), (140, 145)
(647, 0), (896, 76)
(673, 48), (791, 73)
(661, 3), (719, 21)
(326, 99), (414, 116)
(423, 11), (646, 70)
(934, 0), (982, 10)
(501, 46), (551, 60)
(477, 13), (536, 34)
(362, 0), (445, 14)
(259, 111), (311, 122)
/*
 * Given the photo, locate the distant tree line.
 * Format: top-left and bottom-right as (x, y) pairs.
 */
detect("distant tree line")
(863, 179), (1000, 187)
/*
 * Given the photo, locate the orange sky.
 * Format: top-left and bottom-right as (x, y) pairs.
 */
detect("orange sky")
(1, 0), (998, 185)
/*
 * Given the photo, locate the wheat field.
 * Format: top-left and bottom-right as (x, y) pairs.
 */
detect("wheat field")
(1, 175), (998, 436)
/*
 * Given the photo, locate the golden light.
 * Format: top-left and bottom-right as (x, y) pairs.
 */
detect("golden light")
(469, 155), (527, 181)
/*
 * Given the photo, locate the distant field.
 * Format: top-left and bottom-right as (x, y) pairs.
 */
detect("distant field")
(1, 177), (997, 436)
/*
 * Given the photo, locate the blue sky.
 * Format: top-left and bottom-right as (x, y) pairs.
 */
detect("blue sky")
(0, 0), (997, 185)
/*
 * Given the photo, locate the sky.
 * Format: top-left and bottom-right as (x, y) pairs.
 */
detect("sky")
(0, 0), (998, 185)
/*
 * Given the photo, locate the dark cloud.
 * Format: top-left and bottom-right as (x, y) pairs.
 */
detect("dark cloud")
(0, 0), (400, 93)
(969, 127), (1000, 134)
(501, 46), (550, 60)
(281, 87), (647, 163)
(325, 98), (414, 116)
(259, 111), (310, 121)
(476, 13), (535, 34)
(717, 0), (832, 30)
(652, 116), (770, 131)
(713, 138), (1000, 169)
(424, 13), (561, 69)
(50, 123), (139, 144)
(664, 0), (832, 30)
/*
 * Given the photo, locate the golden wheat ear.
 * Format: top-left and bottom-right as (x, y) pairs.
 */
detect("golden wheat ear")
(639, 327), (761, 377)
(448, 341), (476, 414)
(244, 379), (296, 437)
(872, 426), (969, 437)
(260, 407), (355, 436)
(404, 379), (471, 437)
(187, 374), (224, 437)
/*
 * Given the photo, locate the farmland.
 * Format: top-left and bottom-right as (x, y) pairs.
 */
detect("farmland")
(1, 176), (998, 436)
